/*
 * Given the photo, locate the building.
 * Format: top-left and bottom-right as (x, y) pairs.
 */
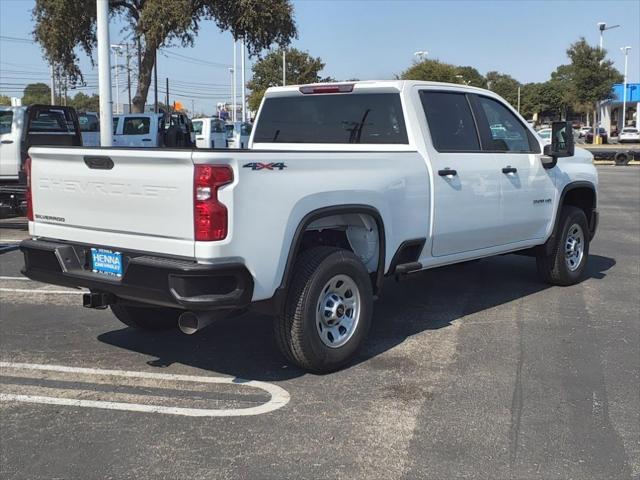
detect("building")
(599, 82), (639, 136)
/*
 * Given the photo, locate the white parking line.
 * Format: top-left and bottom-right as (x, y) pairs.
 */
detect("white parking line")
(0, 276), (30, 281)
(0, 362), (290, 417)
(0, 288), (84, 295)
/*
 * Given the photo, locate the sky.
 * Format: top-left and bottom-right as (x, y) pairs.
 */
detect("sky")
(1, 0), (639, 115)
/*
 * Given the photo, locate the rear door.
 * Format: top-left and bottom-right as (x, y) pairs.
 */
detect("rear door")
(419, 90), (503, 257)
(470, 94), (556, 243)
(0, 108), (20, 179)
(193, 119), (208, 148)
(29, 148), (195, 257)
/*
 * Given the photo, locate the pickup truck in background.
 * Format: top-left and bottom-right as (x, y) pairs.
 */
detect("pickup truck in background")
(20, 81), (598, 372)
(0, 105), (81, 216)
(192, 117), (227, 149)
(77, 111), (100, 147)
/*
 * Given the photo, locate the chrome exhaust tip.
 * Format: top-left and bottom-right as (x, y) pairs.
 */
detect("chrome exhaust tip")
(178, 311), (219, 335)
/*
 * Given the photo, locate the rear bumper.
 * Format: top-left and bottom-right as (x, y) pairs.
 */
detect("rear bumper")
(20, 238), (254, 311)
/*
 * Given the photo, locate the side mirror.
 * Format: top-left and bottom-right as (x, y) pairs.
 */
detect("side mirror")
(542, 121), (574, 169)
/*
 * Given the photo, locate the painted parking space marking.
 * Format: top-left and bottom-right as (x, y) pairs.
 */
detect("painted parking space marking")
(0, 288), (84, 295)
(0, 362), (290, 417)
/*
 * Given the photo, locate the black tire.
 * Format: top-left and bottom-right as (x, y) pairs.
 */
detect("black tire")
(275, 247), (374, 373)
(110, 304), (181, 331)
(536, 206), (590, 286)
(615, 152), (630, 166)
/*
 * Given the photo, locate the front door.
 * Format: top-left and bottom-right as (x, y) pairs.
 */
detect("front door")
(419, 90), (503, 257)
(472, 95), (557, 244)
(0, 108), (20, 180)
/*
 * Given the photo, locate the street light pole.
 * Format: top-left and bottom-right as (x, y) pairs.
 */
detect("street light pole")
(96, 0), (113, 147)
(232, 40), (237, 122)
(111, 44), (121, 114)
(621, 46), (631, 130)
(241, 38), (246, 123)
(282, 49), (286, 86)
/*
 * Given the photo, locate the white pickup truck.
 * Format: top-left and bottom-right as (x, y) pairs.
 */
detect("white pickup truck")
(20, 81), (598, 373)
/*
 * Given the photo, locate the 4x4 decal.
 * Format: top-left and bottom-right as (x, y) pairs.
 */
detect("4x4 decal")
(243, 162), (287, 171)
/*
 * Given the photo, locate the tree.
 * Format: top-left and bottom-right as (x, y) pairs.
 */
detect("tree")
(69, 92), (100, 112)
(22, 82), (51, 105)
(485, 71), (521, 106)
(455, 66), (487, 88)
(0, 95), (11, 106)
(565, 38), (622, 127)
(33, 0), (297, 113)
(399, 59), (460, 83)
(247, 48), (328, 111)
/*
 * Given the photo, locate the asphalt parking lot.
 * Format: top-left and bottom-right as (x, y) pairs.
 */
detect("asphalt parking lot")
(0, 166), (638, 480)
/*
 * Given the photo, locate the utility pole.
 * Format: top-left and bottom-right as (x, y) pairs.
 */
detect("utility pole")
(241, 38), (246, 122)
(232, 40), (237, 122)
(96, 0), (113, 146)
(282, 49), (286, 86)
(126, 44), (132, 113)
(621, 46), (631, 130)
(191, 99), (195, 116)
(153, 49), (158, 113)
(165, 77), (169, 110)
(50, 64), (56, 105)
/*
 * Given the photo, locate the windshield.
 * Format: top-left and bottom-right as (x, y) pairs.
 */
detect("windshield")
(0, 110), (13, 134)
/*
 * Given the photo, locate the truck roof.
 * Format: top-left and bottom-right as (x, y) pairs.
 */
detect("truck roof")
(265, 79), (492, 96)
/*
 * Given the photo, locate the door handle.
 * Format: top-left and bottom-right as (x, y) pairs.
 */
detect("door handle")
(502, 166), (517, 174)
(1, 140), (14, 144)
(438, 168), (457, 177)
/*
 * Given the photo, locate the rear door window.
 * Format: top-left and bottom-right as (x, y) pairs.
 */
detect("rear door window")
(192, 120), (203, 135)
(122, 117), (150, 135)
(0, 111), (13, 134)
(28, 109), (73, 133)
(253, 93), (408, 144)
(419, 91), (480, 152)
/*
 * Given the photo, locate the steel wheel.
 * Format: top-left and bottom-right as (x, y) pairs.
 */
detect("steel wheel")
(316, 274), (361, 348)
(565, 223), (585, 271)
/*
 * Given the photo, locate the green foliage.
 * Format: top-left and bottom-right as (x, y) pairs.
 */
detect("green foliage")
(247, 48), (328, 111)
(22, 82), (51, 105)
(32, 0), (297, 112)
(486, 71), (521, 106)
(399, 59), (460, 83)
(0, 95), (11, 106)
(455, 66), (487, 88)
(69, 92), (100, 112)
(565, 38), (622, 106)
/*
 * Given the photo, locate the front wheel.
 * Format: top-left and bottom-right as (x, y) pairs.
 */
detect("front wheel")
(275, 247), (374, 373)
(536, 206), (590, 286)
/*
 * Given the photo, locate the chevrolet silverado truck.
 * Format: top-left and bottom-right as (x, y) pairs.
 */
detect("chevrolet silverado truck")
(20, 81), (598, 373)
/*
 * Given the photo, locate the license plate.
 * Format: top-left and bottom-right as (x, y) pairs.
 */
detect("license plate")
(91, 248), (123, 277)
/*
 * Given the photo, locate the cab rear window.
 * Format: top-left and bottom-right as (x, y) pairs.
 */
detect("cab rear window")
(253, 93), (408, 144)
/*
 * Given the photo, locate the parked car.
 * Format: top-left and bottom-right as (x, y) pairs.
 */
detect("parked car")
(165, 111), (195, 147)
(619, 127), (640, 143)
(192, 117), (227, 149)
(77, 111), (100, 147)
(585, 127), (608, 144)
(0, 105), (81, 216)
(537, 127), (552, 144)
(20, 80), (598, 373)
(112, 113), (165, 147)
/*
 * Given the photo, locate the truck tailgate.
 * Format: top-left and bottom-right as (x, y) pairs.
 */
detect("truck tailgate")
(29, 147), (195, 257)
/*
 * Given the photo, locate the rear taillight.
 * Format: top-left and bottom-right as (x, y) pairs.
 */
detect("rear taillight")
(194, 165), (233, 241)
(24, 156), (33, 221)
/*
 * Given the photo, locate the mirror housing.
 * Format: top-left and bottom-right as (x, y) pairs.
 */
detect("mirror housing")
(542, 121), (574, 169)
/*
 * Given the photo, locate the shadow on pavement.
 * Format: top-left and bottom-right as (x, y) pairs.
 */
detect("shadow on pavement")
(98, 254), (615, 382)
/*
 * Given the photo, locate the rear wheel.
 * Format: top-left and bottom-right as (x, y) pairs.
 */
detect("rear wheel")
(536, 206), (590, 286)
(275, 247), (374, 373)
(110, 304), (181, 331)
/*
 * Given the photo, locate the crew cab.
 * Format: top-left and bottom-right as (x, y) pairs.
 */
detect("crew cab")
(20, 81), (598, 373)
(0, 105), (81, 216)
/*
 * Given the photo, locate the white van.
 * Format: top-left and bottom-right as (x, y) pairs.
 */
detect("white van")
(192, 117), (227, 149)
(225, 121), (252, 149)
